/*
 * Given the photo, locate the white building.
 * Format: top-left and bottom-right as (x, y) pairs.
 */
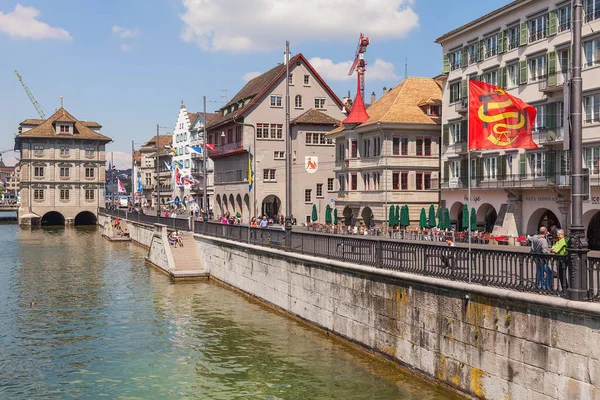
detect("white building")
(436, 0), (600, 248)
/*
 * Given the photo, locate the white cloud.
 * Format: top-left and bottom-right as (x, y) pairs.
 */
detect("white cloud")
(112, 25), (139, 38)
(242, 71), (261, 82)
(0, 4), (71, 40)
(180, 0), (418, 52)
(309, 57), (399, 81)
(120, 44), (132, 52)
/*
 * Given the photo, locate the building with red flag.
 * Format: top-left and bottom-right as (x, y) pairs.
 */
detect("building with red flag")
(436, 0), (600, 245)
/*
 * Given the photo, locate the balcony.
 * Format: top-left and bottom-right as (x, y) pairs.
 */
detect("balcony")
(533, 127), (565, 145)
(455, 98), (468, 114)
(450, 141), (468, 153)
(440, 172), (573, 190)
(539, 71), (569, 93)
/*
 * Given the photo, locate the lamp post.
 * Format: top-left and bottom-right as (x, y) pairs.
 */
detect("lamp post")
(568, 0), (588, 301)
(284, 41), (292, 250)
(202, 96), (208, 222)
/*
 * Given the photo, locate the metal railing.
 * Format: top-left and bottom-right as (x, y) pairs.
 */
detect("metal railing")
(100, 208), (190, 231)
(440, 172), (573, 190)
(100, 213), (600, 301)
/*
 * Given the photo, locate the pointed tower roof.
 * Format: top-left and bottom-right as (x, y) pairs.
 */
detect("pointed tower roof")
(342, 77), (368, 125)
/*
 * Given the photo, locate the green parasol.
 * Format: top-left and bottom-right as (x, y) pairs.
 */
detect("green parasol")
(419, 207), (427, 228)
(325, 204), (332, 224)
(470, 207), (477, 231)
(402, 205), (410, 227)
(461, 203), (469, 231)
(444, 208), (451, 230)
(312, 204), (318, 222)
(428, 204), (436, 228)
(395, 205), (400, 227)
(388, 205), (395, 227)
(333, 208), (338, 225)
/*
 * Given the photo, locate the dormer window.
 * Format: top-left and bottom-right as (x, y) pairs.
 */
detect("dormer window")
(428, 105), (441, 116)
(59, 124), (70, 133)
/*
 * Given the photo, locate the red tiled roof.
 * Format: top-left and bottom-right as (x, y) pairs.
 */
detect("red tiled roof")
(17, 108), (110, 142)
(291, 109), (341, 126)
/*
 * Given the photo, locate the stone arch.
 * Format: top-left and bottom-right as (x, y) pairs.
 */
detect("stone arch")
(222, 195), (228, 214)
(361, 207), (374, 228)
(228, 194), (235, 213)
(41, 211), (65, 226)
(216, 194), (222, 215)
(74, 211), (97, 226)
(261, 195), (281, 219)
(236, 194), (243, 217)
(526, 208), (561, 235)
(243, 194), (251, 217)
(585, 210), (600, 250)
(449, 201), (463, 229)
(476, 203), (497, 233)
(343, 206), (353, 226)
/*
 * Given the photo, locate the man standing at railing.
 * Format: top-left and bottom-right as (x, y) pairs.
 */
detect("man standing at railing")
(529, 226), (551, 290)
(551, 229), (569, 293)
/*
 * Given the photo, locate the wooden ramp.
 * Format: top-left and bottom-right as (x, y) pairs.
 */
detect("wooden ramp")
(169, 232), (208, 280)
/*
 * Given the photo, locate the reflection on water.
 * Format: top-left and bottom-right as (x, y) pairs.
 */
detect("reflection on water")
(0, 225), (460, 399)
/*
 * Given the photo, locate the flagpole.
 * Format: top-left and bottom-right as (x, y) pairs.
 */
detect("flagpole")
(467, 82), (472, 283)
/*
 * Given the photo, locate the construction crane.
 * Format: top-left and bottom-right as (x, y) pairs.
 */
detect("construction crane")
(348, 33), (370, 101)
(14, 69), (46, 119)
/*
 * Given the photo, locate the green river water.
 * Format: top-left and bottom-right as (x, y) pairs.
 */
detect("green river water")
(0, 224), (461, 399)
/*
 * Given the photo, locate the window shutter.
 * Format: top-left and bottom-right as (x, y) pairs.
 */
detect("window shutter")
(461, 79), (468, 99)
(460, 120), (468, 143)
(442, 54), (450, 74)
(547, 51), (557, 86)
(547, 151), (556, 184)
(443, 124), (449, 146)
(547, 10), (557, 36)
(444, 161), (449, 181)
(460, 158), (468, 186)
(461, 47), (469, 68)
(476, 158), (484, 183)
(519, 60), (528, 85)
(519, 154), (527, 178)
(546, 102), (557, 137)
(478, 74), (484, 82)
(477, 40), (484, 62)
(498, 155), (506, 180)
(519, 22), (528, 46)
(498, 31), (505, 53)
(499, 66), (507, 88)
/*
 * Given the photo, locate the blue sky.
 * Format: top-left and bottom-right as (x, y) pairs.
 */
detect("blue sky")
(0, 0), (508, 167)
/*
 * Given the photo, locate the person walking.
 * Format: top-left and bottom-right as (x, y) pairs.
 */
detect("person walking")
(529, 226), (551, 290)
(551, 229), (569, 293)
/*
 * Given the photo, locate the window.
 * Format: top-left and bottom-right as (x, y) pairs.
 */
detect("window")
(276, 124), (283, 139)
(263, 169), (276, 182)
(401, 172), (408, 190)
(83, 147), (94, 158)
(450, 122), (462, 144)
(585, 0), (600, 22)
(185, 160), (190, 168)
(558, 5), (571, 31)
(60, 189), (70, 200)
(256, 123), (266, 138)
(350, 173), (357, 190)
(485, 157), (497, 180)
(529, 15), (547, 42)
(416, 137), (423, 156)
(274, 151), (285, 159)
(484, 35), (498, 58)
(288, 74), (293, 85)
(529, 55), (546, 82)
(449, 49), (462, 70)
(270, 95), (282, 107)
(559, 49), (570, 73)
(363, 139), (371, 157)
(585, 94), (600, 123)
(373, 173), (380, 190)
(316, 183), (323, 197)
(59, 125), (70, 133)
(235, 126), (242, 142)
(507, 64), (518, 88)
(424, 138), (432, 156)
(60, 167), (70, 178)
(327, 178), (334, 191)
(59, 146), (69, 156)
(450, 160), (461, 179)
(449, 81), (461, 103)
(506, 154), (514, 176)
(295, 95), (303, 108)
(85, 189), (95, 200)
(416, 173), (423, 190)
(314, 97), (326, 109)
(337, 144), (345, 161)
(584, 39), (600, 67)
(363, 173), (370, 190)
(33, 189), (44, 200)
(227, 128), (233, 143)
(483, 69), (498, 86)
(392, 137), (401, 155)
(507, 25), (519, 50)
(338, 175), (346, 191)
(85, 167), (95, 178)
(373, 136), (381, 156)
(528, 152), (546, 177)
(34, 166), (44, 177)
(392, 172), (400, 190)
(585, 147), (600, 175)
(305, 189), (312, 202)
(532, 104), (545, 131)
(350, 140), (357, 158)
(33, 145), (44, 156)
(304, 75), (310, 85)
(428, 105), (441, 116)
(467, 43), (477, 64)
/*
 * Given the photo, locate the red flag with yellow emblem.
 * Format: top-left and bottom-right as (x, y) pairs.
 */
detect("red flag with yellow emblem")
(468, 80), (537, 150)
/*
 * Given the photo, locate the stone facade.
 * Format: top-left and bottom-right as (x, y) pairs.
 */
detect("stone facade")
(437, 0), (600, 242)
(15, 108), (111, 225)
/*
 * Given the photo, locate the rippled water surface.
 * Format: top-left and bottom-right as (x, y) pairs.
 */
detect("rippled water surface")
(0, 225), (460, 399)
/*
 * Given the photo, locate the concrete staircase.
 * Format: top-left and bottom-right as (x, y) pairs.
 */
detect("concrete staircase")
(169, 232), (208, 279)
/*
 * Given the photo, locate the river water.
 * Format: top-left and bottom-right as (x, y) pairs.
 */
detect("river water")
(0, 225), (460, 399)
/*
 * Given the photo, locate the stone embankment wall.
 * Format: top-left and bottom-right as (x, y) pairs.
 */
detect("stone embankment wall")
(195, 234), (600, 400)
(98, 214), (154, 247)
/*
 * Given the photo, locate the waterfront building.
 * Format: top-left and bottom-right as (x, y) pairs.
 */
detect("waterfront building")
(206, 53), (345, 223)
(436, 0), (600, 247)
(171, 102), (218, 211)
(14, 108), (111, 225)
(0, 162), (20, 202)
(138, 133), (173, 209)
(329, 77), (443, 227)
